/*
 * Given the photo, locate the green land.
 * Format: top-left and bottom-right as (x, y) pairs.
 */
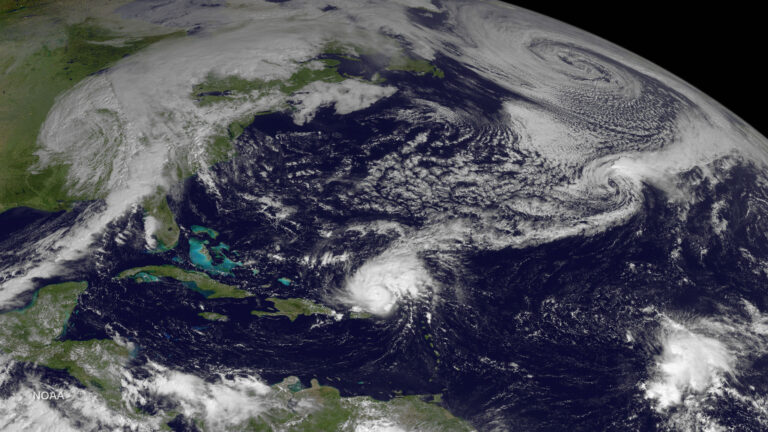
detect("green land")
(142, 190), (181, 250)
(198, 311), (228, 321)
(191, 58), (346, 107)
(237, 377), (473, 431)
(0, 281), (131, 406)
(117, 265), (252, 299)
(0, 6), (182, 212)
(387, 56), (445, 78)
(191, 47), (443, 109)
(251, 297), (335, 322)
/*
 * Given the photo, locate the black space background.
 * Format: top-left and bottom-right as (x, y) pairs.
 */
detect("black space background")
(501, 2), (766, 138)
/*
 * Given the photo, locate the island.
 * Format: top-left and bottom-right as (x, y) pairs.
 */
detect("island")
(117, 265), (252, 299)
(251, 297), (336, 322)
(198, 312), (229, 322)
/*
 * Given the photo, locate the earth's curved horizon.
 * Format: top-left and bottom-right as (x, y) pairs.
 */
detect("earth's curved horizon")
(1, 1), (767, 431)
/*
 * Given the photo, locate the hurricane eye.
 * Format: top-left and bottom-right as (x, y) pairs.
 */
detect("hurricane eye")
(530, 40), (616, 84)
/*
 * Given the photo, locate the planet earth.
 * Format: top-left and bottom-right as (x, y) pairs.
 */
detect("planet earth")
(2, 0), (768, 431)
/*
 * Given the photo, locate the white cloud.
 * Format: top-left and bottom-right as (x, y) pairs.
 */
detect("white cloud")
(340, 247), (432, 316)
(644, 322), (735, 410)
(290, 79), (397, 125)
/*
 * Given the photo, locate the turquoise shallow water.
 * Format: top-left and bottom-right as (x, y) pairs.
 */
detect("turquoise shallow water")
(188, 237), (242, 275)
(188, 238), (211, 267)
(135, 272), (160, 282)
(191, 225), (219, 239)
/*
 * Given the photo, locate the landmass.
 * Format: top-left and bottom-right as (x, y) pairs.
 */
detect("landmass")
(251, 297), (336, 322)
(190, 58), (346, 107)
(198, 311), (228, 321)
(0, 281), (131, 407)
(117, 265), (252, 299)
(237, 377), (473, 431)
(0, 4), (183, 212)
(387, 56), (445, 78)
(142, 190), (180, 251)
